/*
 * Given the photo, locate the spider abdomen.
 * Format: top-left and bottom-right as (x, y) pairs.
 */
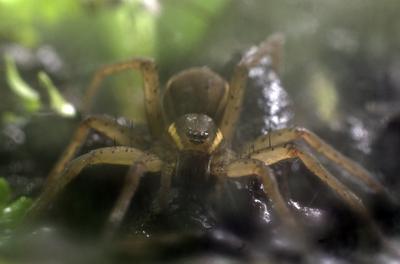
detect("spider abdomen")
(163, 67), (228, 123)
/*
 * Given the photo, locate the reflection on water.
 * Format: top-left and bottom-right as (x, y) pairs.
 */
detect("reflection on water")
(289, 200), (323, 219)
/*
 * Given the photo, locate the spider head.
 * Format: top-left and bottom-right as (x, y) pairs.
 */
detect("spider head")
(168, 113), (223, 154)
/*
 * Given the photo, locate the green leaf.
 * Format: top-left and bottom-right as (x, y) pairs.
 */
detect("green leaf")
(157, 0), (230, 62)
(0, 197), (33, 229)
(38, 71), (76, 117)
(4, 55), (41, 113)
(0, 0), (81, 46)
(308, 70), (339, 123)
(0, 179), (11, 209)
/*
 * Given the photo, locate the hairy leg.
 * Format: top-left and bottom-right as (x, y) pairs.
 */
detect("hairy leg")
(46, 115), (146, 187)
(242, 127), (384, 193)
(82, 58), (164, 139)
(225, 158), (297, 228)
(250, 143), (397, 252)
(103, 160), (146, 239)
(220, 34), (284, 142)
(157, 164), (174, 209)
(248, 143), (368, 217)
(29, 147), (162, 218)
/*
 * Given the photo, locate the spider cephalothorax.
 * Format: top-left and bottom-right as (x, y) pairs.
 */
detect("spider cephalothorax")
(28, 34), (386, 240)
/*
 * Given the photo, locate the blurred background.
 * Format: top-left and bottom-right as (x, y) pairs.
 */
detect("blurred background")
(1, 0), (400, 263)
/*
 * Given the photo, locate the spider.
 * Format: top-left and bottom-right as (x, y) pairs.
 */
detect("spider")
(28, 34), (385, 238)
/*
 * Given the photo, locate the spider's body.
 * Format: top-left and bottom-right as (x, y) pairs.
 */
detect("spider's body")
(163, 67), (228, 123)
(29, 34), (386, 239)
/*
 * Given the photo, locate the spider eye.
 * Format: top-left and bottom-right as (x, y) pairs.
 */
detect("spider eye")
(186, 129), (209, 144)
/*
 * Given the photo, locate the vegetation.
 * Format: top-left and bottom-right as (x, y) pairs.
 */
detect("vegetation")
(0, 178), (32, 243)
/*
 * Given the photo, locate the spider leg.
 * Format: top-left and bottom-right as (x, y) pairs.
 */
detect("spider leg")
(249, 143), (369, 217)
(103, 160), (175, 240)
(82, 58), (164, 139)
(242, 127), (384, 193)
(157, 163), (174, 209)
(103, 154), (160, 240)
(226, 158), (297, 228)
(220, 34), (284, 142)
(46, 115), (146, 187)
(28, 147), (162, 218)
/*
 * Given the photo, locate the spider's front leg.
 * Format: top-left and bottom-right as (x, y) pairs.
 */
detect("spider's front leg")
(248, 143), (369, 217)
(103, 153), (171, 240)
(219, 158), (297, 228)
(45, 115), (146, 187)
(243, 127), (385, 193)
(240, 144), (394, 251)
(82, 58), (164, 139)
(28, 147), (162, 218)
(220, 34), (284, 142)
